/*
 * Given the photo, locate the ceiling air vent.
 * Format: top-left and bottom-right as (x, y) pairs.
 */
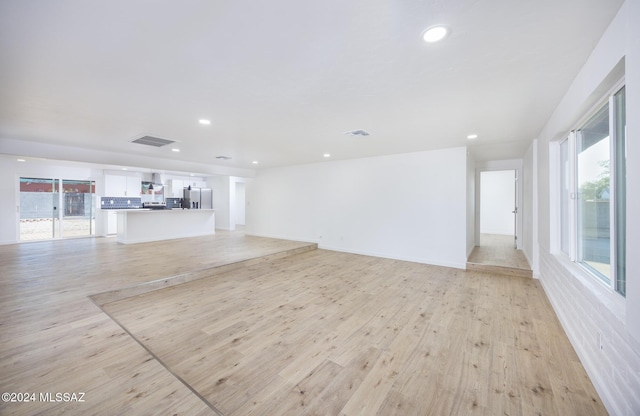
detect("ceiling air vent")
(344, 129), (370, 136)
(216, 156), (232, 160)
(131, 135), (176, 147)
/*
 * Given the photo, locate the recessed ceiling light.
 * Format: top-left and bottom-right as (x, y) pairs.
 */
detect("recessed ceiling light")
(467, 134), (478, 139)
(17, 158), (26, 162)
(252, 161), (259, 164)
(171, 148), (180, 152)
(323, 153), (331, 158)
(121, 167), (128, 170)
(422, 25), (449, 43)
(199, 119), (211, 125)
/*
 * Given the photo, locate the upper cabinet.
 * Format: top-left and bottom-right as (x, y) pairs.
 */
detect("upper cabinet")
(126, 176), (141, 197)
(167, 179), (183, 197)
(190, 180), (207, 188)
(104, 175), (141, 197)
(104, 175), (125, 196)
(167, 179), (208, 197)
(106, 176), (206, 198)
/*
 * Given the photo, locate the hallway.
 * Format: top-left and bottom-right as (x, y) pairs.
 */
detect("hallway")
(467, 234), (532, 278)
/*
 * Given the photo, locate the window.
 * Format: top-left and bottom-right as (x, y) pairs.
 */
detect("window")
(613, 87), (626, 296)
(558, 85), (626, 296)
(577, 104), (610, 281)
(560, 139), (570, 255)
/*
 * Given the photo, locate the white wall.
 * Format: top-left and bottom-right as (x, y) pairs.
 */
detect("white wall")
(235, 182), (246, 226)
(211, 176), (231, 230)
(522, 140), (538, 274)
(466, 152), (476, 257)
(246, 147), (469, 269)
(211, 175), (246, 230)
(625, 0), (640, 355)
(479, 170), (515, 235)
(0, 158), (20, 244)
(535, 2), (640, 414)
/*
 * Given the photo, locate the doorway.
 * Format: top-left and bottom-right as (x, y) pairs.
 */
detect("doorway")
(19, 177), (96, 241)
(480, 170), (516, 246)
(468, 169), (530, 274)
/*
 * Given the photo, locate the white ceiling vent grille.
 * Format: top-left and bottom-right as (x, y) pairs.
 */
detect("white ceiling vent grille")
(344, 129), (370, 136)
(131, 136), (176, 147)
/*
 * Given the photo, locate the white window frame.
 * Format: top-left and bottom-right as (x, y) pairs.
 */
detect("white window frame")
(553, 79), (625, 296)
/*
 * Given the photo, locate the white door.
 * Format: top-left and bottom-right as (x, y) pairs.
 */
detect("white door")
(480, 170), (516, 241)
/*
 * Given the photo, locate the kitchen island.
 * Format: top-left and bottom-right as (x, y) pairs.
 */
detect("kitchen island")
(116, 209), (215, 244)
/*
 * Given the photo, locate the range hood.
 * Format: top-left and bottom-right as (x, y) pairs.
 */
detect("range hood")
(151, 173), (165, 184)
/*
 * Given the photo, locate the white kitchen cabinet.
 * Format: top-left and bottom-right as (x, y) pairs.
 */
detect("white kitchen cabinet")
(104, 175), (126, 196)
(126, 177), (141, 197)
(107, 211), (117, 234)
(168, 179), (184, 197)
(190, 180), (207, 188)
(104, 175), (141, 197)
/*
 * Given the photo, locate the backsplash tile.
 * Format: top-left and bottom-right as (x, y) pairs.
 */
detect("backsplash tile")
(100, 197), (142, 209)
(165, 198), (182, 209)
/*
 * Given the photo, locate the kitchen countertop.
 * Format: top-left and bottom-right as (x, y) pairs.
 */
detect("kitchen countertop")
(118, 209), (215, 213)
(103, 208), (215, 212)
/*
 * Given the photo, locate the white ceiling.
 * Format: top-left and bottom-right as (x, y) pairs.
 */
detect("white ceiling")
(0, 0), (624, 171)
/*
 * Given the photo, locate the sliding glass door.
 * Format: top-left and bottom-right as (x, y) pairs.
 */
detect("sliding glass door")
(19, 178), (59, 241)
(19, 177), (95, 241)
(61, 180), (96, 238)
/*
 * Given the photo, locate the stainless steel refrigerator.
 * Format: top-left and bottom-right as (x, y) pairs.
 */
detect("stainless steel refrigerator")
(182, 187), (212, 209)
(200, 188), (212, 209)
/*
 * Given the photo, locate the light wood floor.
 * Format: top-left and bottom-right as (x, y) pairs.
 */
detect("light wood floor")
(1, 232), (605, 415)
(467, 234), (532, 278)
